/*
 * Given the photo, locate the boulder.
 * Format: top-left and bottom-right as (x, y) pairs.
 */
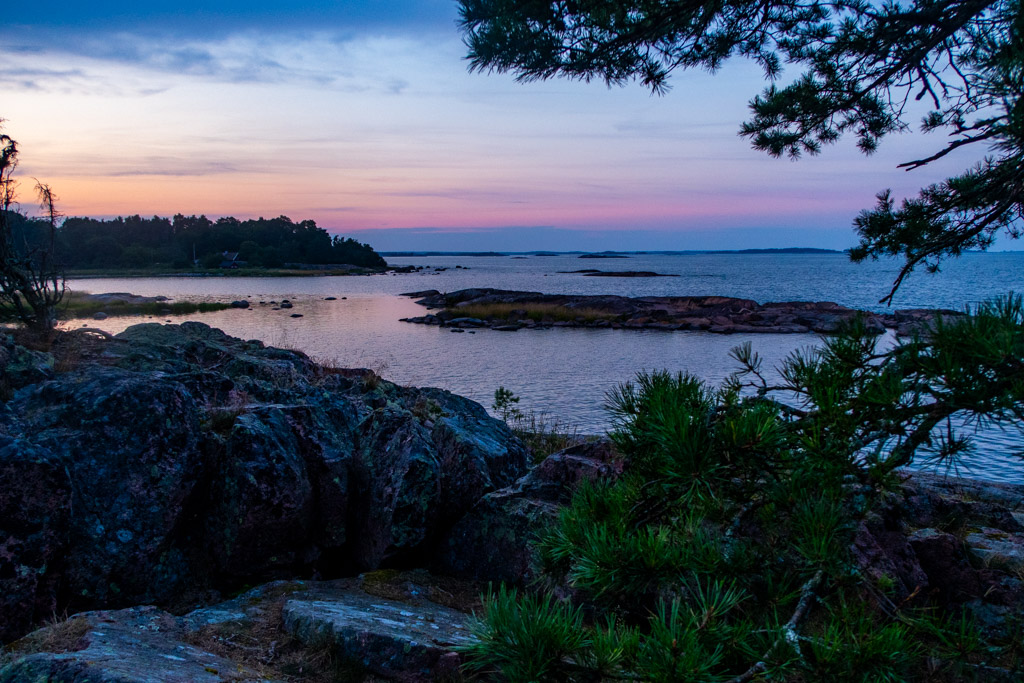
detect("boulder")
(436, 440), (621, 584)
(908, 528), (984, 601)
(282, 588), (472, 682)
(965, 528), (1024, 572)
(5, 365), (208, 613)
(854, 474), (1024, 636)
(0, 334), (53, 389)
(0, 607), (270, 682)
(851, 518), (929, 601)
(446, 317), (486, 328)
(2, 575), (478, 683)
(0, 323), (529, 642)
(0, 439), (71, 642)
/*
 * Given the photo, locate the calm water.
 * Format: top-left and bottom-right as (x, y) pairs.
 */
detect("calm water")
(66, 252), (1024, 483)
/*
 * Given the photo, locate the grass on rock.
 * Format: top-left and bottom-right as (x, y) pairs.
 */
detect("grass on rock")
(58, 291), (231, 320)
(449, 302), (611, 323)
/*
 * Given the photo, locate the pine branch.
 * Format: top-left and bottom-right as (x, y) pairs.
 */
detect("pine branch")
(726, 570), (825, 683)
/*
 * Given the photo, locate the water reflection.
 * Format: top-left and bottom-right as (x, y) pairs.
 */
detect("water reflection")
(65, 253), (1024, 484)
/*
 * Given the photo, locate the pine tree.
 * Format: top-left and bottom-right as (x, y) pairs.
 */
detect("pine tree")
(463, 304), (1024, 680)
(459, 0), (1024, 303)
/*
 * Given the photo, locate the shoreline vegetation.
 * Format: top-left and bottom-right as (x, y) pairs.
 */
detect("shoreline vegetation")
(56, 291), (232, 320)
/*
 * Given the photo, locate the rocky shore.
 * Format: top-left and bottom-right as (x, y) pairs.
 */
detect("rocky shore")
(0, 323), (528, 645)
(2, 323), (1022, 681)
(400, 288), (958, 335)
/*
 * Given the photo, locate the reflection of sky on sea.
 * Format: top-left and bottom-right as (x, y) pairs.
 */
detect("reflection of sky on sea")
(67, 252), (1024, 484)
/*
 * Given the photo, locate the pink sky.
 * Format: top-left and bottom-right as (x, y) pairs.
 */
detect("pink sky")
(2, 18), (983, 251)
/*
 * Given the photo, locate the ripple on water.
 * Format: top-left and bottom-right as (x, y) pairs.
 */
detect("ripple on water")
(67, 252), (1024, 484)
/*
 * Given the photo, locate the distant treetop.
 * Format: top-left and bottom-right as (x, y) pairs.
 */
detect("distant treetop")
(5, 212), (387, 270)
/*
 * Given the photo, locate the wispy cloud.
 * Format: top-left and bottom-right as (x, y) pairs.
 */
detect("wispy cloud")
(0, 66), (88, 90)
(0, 31), (431, 93)
(104, 158), (241, 177)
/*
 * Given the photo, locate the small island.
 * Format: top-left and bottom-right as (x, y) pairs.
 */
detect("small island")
(557, 269), (679, 277)
(59, 291), (232, 319)
(586, 270), (676, 277)
(400, 288), (955, 335)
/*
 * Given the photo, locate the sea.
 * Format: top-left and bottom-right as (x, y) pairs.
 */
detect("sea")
(67, 251), (1024, 484)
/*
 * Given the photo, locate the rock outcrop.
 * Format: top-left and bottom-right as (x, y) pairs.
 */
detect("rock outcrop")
(1, 574), (479, 683)
(436, 441), (622, 584)
(836, 473), (1024, 637)
(0, 323), (529, 643)
(4, 411), (1024, 680)
(399, 288), (939, 335)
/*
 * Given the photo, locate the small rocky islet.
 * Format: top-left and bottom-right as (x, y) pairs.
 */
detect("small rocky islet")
(400, 288), (958, 335)
(1, 323), (1023, 681)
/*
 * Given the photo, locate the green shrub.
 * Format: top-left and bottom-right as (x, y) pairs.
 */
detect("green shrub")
(493, 386), (586, 462)
(465, 298), (1024, 681)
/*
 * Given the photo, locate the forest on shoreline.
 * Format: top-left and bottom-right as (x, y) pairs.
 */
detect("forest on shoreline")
(3, 211), (387, 271)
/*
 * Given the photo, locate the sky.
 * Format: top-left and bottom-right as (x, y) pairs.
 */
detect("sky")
(1, 1), (996, 251)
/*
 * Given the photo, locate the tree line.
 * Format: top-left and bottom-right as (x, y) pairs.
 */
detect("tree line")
(3, 211), (387, 270)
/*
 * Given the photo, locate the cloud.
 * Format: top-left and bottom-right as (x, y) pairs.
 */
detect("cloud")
(386, 78), (410, 94)
(104, 158), (240, 177)
(0, 30), (435, 94)
(0, 65), (93, 92)
(22, 152), (247, 179)
(0, 48), (171, 95)
(612, 119), (736, 136)
(0, 66), (85, 90)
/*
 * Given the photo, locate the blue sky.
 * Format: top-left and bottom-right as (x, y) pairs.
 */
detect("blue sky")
(2, 0), (993, 251)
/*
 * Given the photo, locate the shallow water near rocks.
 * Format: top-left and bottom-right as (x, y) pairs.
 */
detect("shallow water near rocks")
(68, 251), (1024, 483)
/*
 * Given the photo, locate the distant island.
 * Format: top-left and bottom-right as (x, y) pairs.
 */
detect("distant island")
(702, 247), (841, 254)
(380, 248), (842, 256)
(380, 251), (508, 257)
(5, 212), (387, 273)
(558, 269), (678, 277)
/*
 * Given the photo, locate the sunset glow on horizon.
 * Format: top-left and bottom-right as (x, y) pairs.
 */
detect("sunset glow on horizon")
(4, 1), (986, 251)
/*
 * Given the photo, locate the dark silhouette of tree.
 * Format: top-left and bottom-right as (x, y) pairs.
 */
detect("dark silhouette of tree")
(459, 0), (1024, 303)
(0, 123), (65, 331)
(55, 213), (386, 270)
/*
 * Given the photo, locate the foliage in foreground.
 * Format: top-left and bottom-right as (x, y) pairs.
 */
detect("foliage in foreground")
(465, 298), (1024, 681)
(460, 0), (1024, 303)
(494, 386), (587, 462)
(0, 122), (65, 331)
